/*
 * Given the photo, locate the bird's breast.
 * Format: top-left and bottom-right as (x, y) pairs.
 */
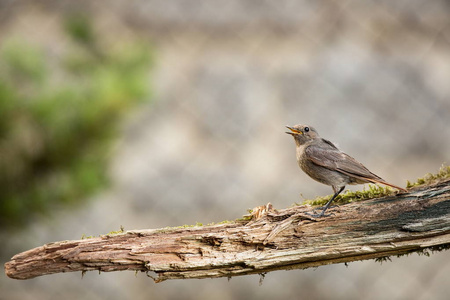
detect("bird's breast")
(296, 145), (310, 171)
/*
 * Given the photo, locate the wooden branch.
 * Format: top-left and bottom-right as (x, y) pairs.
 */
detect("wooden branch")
(5, 179), (450, 282)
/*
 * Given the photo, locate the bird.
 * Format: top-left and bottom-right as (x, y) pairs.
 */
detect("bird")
(286, 124), (407, 217)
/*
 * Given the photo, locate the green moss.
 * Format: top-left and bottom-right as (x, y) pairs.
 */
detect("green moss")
(150, 222), (207, 234)
(106, 225), (125, 236)
(217, 219), (234, 225)
(206, 220), (234, 226)
(301, 184), (396, 207)
(406, 165), (450, 188)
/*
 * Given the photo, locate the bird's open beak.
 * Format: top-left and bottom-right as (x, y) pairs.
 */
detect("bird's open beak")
(285, 126), (302, 135)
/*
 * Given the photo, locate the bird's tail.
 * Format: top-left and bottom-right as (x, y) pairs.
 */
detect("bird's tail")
(367, 179), (408, 193)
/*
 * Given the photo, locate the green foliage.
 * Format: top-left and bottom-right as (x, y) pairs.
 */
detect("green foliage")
(0, 15), (153, 229)
(64, 13), (95, 45)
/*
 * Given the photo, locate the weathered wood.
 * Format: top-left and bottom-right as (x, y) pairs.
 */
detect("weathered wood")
(5, 179), (450, 282)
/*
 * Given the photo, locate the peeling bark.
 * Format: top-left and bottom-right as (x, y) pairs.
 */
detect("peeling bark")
(5, 180), (450, 282)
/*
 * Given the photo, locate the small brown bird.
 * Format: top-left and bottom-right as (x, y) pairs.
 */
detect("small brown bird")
(286, 124), (407, 217)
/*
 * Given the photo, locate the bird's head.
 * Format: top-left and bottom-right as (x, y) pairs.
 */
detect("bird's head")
(285, 124), (319, 146)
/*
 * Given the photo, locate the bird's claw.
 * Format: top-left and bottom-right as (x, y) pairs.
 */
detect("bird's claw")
(317, 204), (339, 210)
(305, 210), (335, 218)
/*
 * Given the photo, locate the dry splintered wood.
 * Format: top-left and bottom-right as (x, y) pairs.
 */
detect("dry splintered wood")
(5, 180), (450, 282)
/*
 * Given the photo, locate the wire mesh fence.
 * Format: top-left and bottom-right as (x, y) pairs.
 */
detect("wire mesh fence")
(1, 1), (450, 299)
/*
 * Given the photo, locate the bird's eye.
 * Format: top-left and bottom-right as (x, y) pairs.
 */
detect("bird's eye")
(304, 127), (310, 132)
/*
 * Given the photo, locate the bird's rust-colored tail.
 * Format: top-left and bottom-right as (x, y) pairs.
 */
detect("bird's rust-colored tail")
(367, 179), (408, 193)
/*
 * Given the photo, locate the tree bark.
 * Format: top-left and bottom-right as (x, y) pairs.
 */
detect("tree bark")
(5, 179), (450, 282)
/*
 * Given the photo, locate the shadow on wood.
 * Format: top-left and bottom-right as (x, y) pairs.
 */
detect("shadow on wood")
(4, 179), (450, 282)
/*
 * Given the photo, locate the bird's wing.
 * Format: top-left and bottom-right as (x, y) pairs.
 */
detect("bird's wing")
(305, 144), (384, 182)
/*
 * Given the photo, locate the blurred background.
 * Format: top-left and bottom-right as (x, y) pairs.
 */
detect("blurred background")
(1, 0), (450, 299)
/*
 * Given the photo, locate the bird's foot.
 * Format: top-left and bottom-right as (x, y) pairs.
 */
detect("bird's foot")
(317, 204), (339, 211)
(305, 210), (335, 218)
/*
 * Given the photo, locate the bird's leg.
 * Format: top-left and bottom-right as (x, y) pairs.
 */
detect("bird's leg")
(309, 186), (345, 218)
